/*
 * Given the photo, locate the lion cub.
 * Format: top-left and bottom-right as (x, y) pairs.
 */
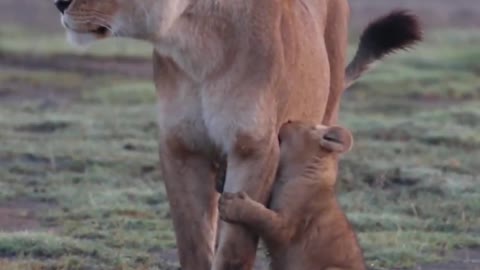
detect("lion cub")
(219, 121), (365, 270)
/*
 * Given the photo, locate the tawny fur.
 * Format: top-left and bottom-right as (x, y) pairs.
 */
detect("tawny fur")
(55, 1), (420, 269)
(219, 121), (365, 270)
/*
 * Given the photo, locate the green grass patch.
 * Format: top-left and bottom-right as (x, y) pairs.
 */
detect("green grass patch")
(0, 24), (152, 57)
(0, 232), (103, 259)
(82, 81), (156, 105)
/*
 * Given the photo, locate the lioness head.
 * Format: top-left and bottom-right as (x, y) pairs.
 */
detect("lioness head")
(54, 0), (189, 46)
(277, 121), (353, 186)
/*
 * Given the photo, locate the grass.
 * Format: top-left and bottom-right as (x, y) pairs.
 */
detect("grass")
(0, 24), (479, 269)
(0, 24), (152, 58)
(339, 30), (480, 268)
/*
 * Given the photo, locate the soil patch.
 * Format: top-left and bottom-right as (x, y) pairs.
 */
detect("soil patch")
(153, 249), (269, 270)
(0, 200), (53, 232)
(0, 153), (111, 174)
(0, 79), (79, 108)
(0, 53), (152, 79)
(0, 53), (152, 106)
(14, 121), (71, 134)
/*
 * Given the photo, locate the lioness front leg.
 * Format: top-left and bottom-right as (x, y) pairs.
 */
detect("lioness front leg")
(219, 192), (289, 245)
(213, 138), (280, 270)
(159, 138), (219, 270)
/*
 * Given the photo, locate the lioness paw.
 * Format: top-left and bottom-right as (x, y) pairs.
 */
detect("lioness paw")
(218, 192), (248, 223)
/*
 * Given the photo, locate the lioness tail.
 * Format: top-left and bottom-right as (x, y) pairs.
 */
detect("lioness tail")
(345, 10), (422, 88)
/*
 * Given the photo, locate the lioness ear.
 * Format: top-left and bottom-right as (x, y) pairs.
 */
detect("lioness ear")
(319, 126), (353, 153)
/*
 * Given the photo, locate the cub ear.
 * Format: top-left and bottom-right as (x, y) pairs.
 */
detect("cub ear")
(319, 126), (353, 153)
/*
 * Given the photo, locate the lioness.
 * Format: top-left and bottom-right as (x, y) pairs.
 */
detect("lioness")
(54, 0), (421, 269)
(219, 121), (363, 270)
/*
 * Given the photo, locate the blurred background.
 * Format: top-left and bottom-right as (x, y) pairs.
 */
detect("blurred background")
(0, 1), (479, 269)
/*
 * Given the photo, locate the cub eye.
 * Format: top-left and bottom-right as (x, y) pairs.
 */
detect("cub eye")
(323, 134), (341, 143)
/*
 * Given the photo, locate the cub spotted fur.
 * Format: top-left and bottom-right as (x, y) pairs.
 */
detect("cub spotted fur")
(219, 121), (364, 270)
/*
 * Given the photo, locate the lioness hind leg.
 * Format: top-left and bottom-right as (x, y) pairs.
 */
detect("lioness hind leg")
(219, 192), (290, 246)
(322, 0), (349, 125)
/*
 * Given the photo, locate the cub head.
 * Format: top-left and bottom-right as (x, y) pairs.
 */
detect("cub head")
(54, 0), (189, 46)
(277, 121), (353, 186)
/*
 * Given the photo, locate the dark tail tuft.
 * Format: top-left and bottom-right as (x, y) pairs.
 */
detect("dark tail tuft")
(360, 10), (423, 58)
(345, 10), (423, 88)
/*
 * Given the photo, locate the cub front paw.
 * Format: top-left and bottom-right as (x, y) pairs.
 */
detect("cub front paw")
(218, 192), (248, 223)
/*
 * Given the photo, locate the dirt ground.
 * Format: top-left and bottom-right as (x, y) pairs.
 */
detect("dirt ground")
(1, 1), (479, 270)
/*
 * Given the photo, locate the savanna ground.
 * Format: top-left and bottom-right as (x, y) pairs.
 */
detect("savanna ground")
(0, 0), (480, 269)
